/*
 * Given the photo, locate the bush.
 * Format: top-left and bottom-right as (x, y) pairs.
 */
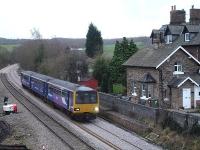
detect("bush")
(112, 83), (126, 94)
(190, 122), (200, 136)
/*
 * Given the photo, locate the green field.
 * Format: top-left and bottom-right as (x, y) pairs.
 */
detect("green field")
(0, 44), (19, 51)
(103, 44), (115, 58)
(103, 42), (144, 59)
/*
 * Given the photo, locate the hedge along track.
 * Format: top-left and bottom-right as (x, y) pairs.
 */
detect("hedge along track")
(0, 73), (93, 150)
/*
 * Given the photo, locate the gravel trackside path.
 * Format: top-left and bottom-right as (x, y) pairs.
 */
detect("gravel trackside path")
(0, 66), (70, 150)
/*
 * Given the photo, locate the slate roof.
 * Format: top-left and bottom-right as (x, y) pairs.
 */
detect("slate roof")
(184, 25), (200, 33)
(123, 44), (178, 68)
(168, 77), (186, 87)
(175, 32), (200, 46)
(150, 29), (160, 38)
(141, 73), (156, 83)
(164, 25), (184, 35)
(124, 27), (200, 68)
(168, 74), (200, 87)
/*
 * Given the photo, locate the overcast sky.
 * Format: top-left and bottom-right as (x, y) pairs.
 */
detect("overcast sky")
(0, 0), (199, 39)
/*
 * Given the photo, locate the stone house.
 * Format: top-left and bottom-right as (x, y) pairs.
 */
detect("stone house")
(123, 5), (200, 109)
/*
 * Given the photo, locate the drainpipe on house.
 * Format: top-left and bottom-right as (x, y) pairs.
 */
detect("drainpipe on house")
(158, 68), (164, 108)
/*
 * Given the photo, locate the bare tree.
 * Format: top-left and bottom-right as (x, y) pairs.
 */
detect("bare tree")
(31, 28), (42, 39)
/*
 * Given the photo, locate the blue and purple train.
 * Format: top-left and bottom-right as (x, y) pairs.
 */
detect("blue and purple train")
(20, 71), (99, 120)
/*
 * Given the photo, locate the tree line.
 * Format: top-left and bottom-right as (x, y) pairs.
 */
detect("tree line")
(0, 23), (138, 95)
(93, 37), (138, 93)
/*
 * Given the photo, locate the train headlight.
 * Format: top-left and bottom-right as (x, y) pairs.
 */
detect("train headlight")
(74, 108), (80, 111)
(94, 106), (99, 112)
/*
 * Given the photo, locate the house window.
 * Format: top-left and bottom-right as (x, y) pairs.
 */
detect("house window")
(140, 83), (153, 100)
(185, 33), (190, 41)
(173, 62), (184, 75)
(166, 35), (172, 44)
(141, 84), (146, 97)
(131, 81), (137, 96)
(148, 84), (153, 98)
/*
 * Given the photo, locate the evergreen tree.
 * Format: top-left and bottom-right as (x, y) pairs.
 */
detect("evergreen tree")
(93, 56), (110, 92)
(109, 37), (138, 89)
(85, 23), (103, 58)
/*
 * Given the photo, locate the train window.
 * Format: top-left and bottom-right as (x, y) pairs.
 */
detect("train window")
(48, 87), (53, 93)
(62, 91), (67, 97)
(23, 76), (29, 80)
(76, 91), (97, 104)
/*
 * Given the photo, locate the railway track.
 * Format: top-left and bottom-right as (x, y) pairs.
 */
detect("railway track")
(3, 65), (161, 150)
(0, 73), (93, 150)
(1, 72), (128, 150)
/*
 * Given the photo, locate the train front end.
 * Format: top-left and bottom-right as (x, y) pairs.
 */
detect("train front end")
(72, 87), (99, 120)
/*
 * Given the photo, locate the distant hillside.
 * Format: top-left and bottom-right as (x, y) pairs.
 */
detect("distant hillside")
(0, 36), (151, 48)
(0, 38), (28, 45)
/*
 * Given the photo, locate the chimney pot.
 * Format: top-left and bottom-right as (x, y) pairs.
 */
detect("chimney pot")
(174, 5), (176, 10)
(171, 6), (173, 11)
(192, 5), (194, 9)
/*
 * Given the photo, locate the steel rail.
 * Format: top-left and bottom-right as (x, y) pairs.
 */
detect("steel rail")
(0, 73), (93, 150)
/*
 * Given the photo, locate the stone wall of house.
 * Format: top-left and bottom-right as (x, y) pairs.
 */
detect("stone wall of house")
(171, 87), (180, 109)
(171, 80), (195, 109)
(159, 48), (200, 108)
(126, 67), (160, 103)
(160, 48), (200, 80)
(183, 45), (200, 61)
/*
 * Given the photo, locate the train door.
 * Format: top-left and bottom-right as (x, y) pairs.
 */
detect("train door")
(62, 90), (70, 109)
(66, 92), (70, 109)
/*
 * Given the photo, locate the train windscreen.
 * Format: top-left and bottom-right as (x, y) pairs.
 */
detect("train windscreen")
(76, 91), (97, 104)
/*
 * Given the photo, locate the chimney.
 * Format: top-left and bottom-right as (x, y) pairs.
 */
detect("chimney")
(170, 6), (186, 25)
(189, 5), (200, 25)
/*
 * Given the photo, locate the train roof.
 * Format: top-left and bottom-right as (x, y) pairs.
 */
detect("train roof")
(21, 71), (35, 76)
(48, 78), (80, 91)
(22, 71), (95, 91)
(49, 79), (95, 91)
(21, 71), (54, 82)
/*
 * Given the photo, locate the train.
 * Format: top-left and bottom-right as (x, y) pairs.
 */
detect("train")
(20, 71), (99, 120)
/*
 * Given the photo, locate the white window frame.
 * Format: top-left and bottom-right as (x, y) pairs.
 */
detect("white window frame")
(185, 33), (190, 41)
(141, 84), (146, 97)
(166, 35), (172, 44)
(131, 81), (137, 96)
(140, 84), (149, 100)
(173, 62), (184, 75)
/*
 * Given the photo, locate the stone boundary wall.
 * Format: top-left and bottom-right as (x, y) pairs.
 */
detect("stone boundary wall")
(167, 110), (200, 129)
(99, 92), (200, 128)
(99, 92), (161, 123)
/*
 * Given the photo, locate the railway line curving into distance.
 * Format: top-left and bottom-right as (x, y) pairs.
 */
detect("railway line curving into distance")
(0, 64), (161, 150)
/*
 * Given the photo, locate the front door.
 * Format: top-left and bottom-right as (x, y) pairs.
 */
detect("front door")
(182, 88), (191, 109)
